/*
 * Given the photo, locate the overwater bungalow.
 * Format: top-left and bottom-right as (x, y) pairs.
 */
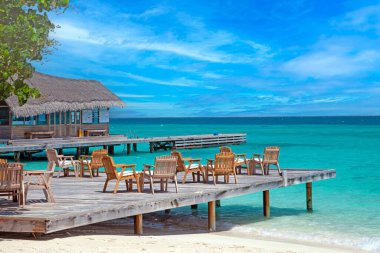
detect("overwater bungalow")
(0, 73), (124, 140)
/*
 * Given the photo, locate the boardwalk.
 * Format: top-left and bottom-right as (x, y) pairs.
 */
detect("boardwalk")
(0, 133), (246, 159)
(0, 169), (335, 235)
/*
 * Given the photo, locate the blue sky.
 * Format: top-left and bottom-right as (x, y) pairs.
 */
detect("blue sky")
(35, 0), (380, 117)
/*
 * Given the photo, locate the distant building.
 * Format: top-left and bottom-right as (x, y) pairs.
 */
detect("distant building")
(0, 72), (124, 139)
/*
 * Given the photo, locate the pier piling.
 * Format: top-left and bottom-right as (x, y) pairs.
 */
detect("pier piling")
(263, 190), (270, 218)
(133, 143), (137, 152)
(127, 144), (131, 155)
(208, 201), (216, 232)
(306, 182), (313, 212)
(134, 214), (143, 235)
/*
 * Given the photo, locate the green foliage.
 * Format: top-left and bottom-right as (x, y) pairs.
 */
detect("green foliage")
(0, 0), (69, 105)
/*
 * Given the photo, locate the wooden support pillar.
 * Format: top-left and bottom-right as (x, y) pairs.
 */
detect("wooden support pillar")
(306, 182), (313, 212)
(108, 145), (115, 155)
(263, 190), (270, 218)
(149, 143), (154, 153)
(127, 144), (131, 155)
(85, 147), (89, 155)
(103, 145), (107, 149)
(164, 209), (171, 214)
(76, 147), (82, 158)
(14, 152), (21, 162)
(191, 204), (198, 209)
(216, 200), (221, 207)
(133, 143), (137, 152)
(134, 214), (143, 235)
(208, 201), (216, 232)
(57, 149), (63, 155)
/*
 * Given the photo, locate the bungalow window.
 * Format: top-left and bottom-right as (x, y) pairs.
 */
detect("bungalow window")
(0, 106), (9, 125)
(24, 116), (36, 125)
(12, 116), (24, 125)
(37, 114), (47, 125)
(71, 111), (81, 124)
(92, 109), (99, 124)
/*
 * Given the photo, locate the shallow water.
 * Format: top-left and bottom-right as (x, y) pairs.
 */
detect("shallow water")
(10, 117), (380, 252)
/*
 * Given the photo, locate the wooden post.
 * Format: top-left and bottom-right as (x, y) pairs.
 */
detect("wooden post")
(191, 204), (198, 209)
(149, 143), (154, 153)
(208, 201), (216, 232)
(306, 182), (313, 212)
(58, 149), (63, 155)
(76, 147), (82, 158)
(133, 143), (137, 152)
(164, 209), (171, 214)
(134, 214), (143, 235)
(14, 152), (21, 162)
(127, 144), (131, 155)
(263, 190), (270, 218)
(108, 145), (115, 155)
(216, 200), (221, 207)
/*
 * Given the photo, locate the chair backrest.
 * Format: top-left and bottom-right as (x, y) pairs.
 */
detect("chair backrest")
(102, 155), (117, 180)
(0, 163), (23, 190)
(171, 151), (185, 172)
(91, 149), (108, 168)
(0, 159), (7, 164)
(219, 146), (232, 153)
(263, 146), (280, 164)
(46, 149), (59, 166)
(214, 152), (235, 174)
(154, 156), (177, 177)
(46, 161), (56, 173)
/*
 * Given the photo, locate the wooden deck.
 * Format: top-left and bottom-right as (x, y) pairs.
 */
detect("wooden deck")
(0, 169), (335, 235)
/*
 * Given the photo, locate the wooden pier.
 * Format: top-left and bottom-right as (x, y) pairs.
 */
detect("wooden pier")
(0, 169), (335, 235)
(0, 133), (246, 160)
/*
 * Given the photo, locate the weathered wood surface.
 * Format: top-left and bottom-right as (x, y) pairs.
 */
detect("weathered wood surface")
(0, 133), (246, 154)
(0, 169), (335, 234)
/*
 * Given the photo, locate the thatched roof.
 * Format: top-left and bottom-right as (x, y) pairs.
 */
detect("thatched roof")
(5, 72), (125, 117)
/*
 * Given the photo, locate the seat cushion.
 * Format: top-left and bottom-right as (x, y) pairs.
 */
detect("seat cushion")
(118, 171), (134, 177)
(81, 160), (91, 164)
(188, 163), (201, 170)
(59, 161), (73, 167)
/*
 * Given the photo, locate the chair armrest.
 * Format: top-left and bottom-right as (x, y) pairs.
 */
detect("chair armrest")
(143, 164), (153, 170)
(253, 154), (261, 157)
(182, 157), (193, 161)
(236, 153), (246, 157)
(206, 159), (214, 162)
(189, 158), (201, 162)
(79, 155), (92, 159)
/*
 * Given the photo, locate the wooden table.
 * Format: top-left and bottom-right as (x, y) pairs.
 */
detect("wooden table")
(24, 170), (55, 202)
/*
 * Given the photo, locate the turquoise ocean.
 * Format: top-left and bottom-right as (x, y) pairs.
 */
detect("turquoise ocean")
(13, 117), (380, 252)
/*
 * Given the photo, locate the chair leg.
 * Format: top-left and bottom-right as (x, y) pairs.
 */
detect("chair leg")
(276, 163), (282, 175)
(234, 173), (238, 184)
(125, 180), (129, 191)
(150, 177), (154, 194)
(182, 172), (188, 184)
(136, 176), (141, 193)
(213, 172), (216, 185)
(88, 166), (93, 178)
(260, 163), (265, 175)
(174, 175), (178, 193)
(165, 179), (168, 191)
(114, 179), (120, 194)
(103, 179), (109, 192)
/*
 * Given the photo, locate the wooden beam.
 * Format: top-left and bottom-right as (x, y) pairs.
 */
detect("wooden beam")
(134, 214), (143, 235)
(306, 182), (312, 212)
(149, 143), (154, 153)
(208, 201), (216, 232)
(133, 143), (137, 152)
(216, 200), (221, 207)
(127, 144), (131, 155)
(263, 190), (270, 218)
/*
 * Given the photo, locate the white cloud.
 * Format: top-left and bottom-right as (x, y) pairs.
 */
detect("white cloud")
(123, 6), (169, 19)
(124, 73), (195, 87)
(282, 40), (380, 78)
(339, 4), (380, 34)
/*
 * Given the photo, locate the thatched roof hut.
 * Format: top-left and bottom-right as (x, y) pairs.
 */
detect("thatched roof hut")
(5, 72), (125, 117)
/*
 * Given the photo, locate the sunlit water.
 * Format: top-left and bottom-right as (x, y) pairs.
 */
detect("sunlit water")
(7, 117), (380, 252)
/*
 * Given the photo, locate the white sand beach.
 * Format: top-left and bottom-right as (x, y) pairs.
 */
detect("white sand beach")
(0, 216), (358, 253)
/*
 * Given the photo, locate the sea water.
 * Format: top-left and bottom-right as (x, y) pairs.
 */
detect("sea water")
(16, 117), (380, 252)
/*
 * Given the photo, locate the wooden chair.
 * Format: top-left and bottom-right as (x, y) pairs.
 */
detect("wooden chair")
(219, 146), (250, 175)
(252, 146), (281, 175)
(24, 161), (55, 203)
(171, 150), (204, 184)
(0, 163), (25, 206)
(143, 156), (178, 194)
(46, 148), (76, 178)
(80, 149), (108, 177)
(102, 155), (140, 194)
(206, 152), (237, 185)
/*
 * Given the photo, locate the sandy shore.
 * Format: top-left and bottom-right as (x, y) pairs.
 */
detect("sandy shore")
(0, 214), (358, 253)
